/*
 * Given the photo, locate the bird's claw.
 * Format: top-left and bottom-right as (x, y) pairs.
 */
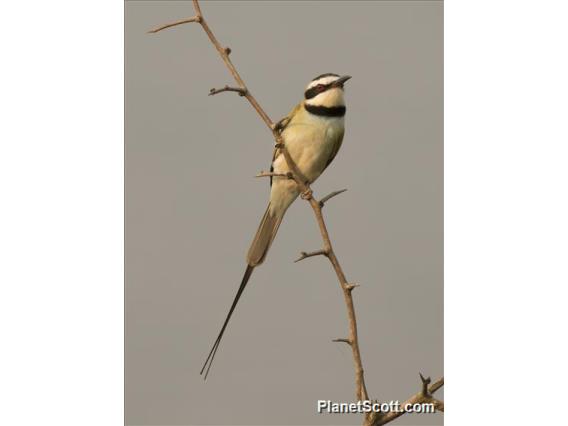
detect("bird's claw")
(274, 117), (290, 133)
(300, 189), (313, 200)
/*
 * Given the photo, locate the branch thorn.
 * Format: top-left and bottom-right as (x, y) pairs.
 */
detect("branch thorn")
(209, 85), (247, 96)
(419, 372), (431, 396)
(256, 171), (294, 179)
(294, 249), (328, 263)
(319, 189), (348, 208)
(332, 338), (352, 345)
(147, 16), (201, 33)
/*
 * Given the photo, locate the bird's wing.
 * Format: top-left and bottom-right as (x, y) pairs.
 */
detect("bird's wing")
(270, 103), (303, 187)
(269, 148), (279, 188)
(323, 126), (345, 171)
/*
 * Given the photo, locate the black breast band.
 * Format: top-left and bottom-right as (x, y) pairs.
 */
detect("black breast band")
(305, 104), (346, 117)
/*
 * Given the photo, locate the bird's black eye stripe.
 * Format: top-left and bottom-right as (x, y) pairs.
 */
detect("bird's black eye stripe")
(304, 84), (329, 99)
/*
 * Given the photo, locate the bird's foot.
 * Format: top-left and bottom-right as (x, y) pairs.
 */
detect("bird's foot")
(274, 117), (291, 133)
(300, 188), (313, 200)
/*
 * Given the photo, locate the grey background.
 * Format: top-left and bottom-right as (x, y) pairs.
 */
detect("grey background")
(126, 1), (443, 425)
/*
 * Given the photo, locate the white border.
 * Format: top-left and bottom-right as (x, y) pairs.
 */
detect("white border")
(0, 0), (123, 425)
(446, 0), (568, 425)
(1, 0), (567, 425)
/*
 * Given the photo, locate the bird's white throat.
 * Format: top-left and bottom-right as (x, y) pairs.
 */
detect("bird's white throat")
(305, 87), (345, 108)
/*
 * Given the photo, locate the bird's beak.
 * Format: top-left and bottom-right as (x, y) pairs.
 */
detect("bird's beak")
(332, 75), (352, 88)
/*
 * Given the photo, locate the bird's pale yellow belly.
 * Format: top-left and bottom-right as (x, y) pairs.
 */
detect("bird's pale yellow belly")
(276, 118), (343, 182)
(268, 115), (344, 216)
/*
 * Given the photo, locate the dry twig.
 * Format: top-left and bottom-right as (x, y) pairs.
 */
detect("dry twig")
(209, 85), (247, 96)
(255, 171), (293, 179)
(294, 249), (329, 263)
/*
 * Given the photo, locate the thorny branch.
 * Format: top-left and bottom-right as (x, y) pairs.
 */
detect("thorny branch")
(150, 1), (442, 424)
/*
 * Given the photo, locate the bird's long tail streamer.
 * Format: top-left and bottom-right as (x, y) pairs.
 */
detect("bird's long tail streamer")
(200, 265), (255, 379)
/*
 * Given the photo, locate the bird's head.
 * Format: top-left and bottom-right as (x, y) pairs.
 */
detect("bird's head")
(304, 73), (351, 108)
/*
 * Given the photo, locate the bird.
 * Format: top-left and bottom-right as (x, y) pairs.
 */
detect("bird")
(200, 73), (351, 379)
